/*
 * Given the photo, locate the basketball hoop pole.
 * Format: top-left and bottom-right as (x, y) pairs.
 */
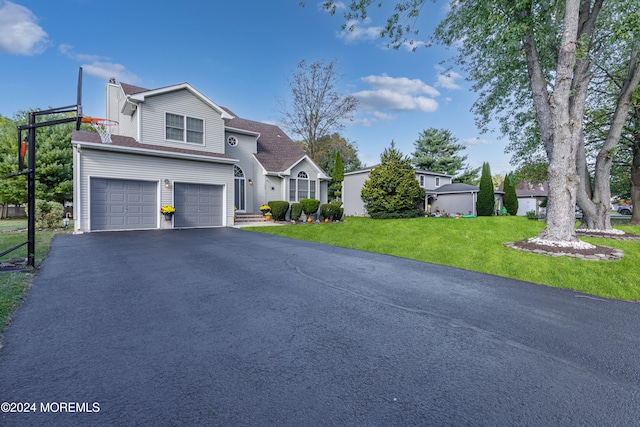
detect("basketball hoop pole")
(9, 67), (84, 268)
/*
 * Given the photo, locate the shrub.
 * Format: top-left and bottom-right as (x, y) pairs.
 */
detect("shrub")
(476, 162), (495, 216)
(290, 203), (302, 221)
(526, 210), (538, 220)
(361, 142), (425, 217)
(300, 198), (320, 217)
(268, 201), (289, 221)
(503, 172), (519, 215)
(321, 202), (344, 221)
(26, 199), (65, 229)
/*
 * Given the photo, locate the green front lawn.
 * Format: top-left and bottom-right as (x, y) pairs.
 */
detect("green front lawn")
(248, 216), (640, 301)
(1, 225), (67, 338)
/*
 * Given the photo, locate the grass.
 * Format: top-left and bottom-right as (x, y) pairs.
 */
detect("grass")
(0, 219), (70, 339)
(247, 216), (640, 301)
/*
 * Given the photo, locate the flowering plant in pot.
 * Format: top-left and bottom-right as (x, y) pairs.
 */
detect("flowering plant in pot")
(259, 204), (271, 215)
(161, 205), (176, 220)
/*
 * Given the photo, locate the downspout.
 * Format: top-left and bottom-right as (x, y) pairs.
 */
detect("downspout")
(74, 144), (82, 233)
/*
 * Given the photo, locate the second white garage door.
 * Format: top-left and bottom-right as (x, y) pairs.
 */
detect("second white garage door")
(174, 183), (224, 228)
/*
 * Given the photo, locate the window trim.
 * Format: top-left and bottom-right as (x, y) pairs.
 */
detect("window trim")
(165, 112), (205, 145)
(227, 135), (238, 147)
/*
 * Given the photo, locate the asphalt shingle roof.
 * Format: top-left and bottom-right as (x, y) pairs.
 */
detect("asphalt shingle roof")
(71, 130), (233, 160)
(222, 107), (307, 173)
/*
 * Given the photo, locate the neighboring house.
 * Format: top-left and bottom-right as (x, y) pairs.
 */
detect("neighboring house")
(499, 180), (548, 216)
(343, 167), (454, 216)
(71, 80), (329, 232)
(344, 167), (505, 216)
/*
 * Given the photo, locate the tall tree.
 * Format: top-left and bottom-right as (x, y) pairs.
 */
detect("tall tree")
(310, 132), (363, 174)
(503, 172), (519, 215)
(411, 128), (467, 176)
(476, 162), (495, 216)
(0, 111), (75, 208)
(278, 59), (358, 161)
(0, 115), (27, 216)
(329, 150), (345, 201)
(452, 165), (481, 185)
(321, 0), (640, 246)
(361, 142), (425, 218)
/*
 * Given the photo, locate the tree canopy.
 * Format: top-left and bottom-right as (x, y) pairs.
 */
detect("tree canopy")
(411, 128), (467, 176)
(0, 111), (75, 208)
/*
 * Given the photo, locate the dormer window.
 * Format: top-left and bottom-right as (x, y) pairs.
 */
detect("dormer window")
(227, 135), (238, 147)
(166, 113), (204, 145)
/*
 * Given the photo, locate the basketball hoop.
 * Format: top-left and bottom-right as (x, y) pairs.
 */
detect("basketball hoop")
(81, 117), (118, 143)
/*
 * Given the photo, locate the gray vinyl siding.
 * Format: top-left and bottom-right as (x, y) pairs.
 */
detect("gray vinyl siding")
(418, 173), (452, 189)
(431, 193), (477, 216)
(140, 90), (225, 153)
(343, 170), (371, 216)
(105, 83), (138, 139)
(75, 148), (234, 232)
(224, 131), (261, 212)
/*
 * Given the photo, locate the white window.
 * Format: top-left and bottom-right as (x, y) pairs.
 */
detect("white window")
(289, 171), (316, 202)
(435, 177), (440, 186)
(166, 113), (204, 144)
(419, 175), (425, 187)
(227, 135), (238, 147)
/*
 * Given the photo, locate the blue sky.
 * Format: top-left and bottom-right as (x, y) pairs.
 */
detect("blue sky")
(0, 0), (513, 175)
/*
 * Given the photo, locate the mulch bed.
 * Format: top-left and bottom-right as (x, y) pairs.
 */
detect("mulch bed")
(504, 239), (624, 261)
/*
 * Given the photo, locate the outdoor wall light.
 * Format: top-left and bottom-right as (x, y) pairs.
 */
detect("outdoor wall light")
(164, 179), (171, 189)
(248, 179), (253, 185)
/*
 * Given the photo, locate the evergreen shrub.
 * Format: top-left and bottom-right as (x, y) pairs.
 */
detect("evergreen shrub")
(268, 201), (289, 221)
(321, 202), (344, 221)
(291, 203), (302, 221)
(300, 198), (320, 217)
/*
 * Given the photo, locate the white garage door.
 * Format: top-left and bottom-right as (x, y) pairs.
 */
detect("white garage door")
(90, 178), (157, 231)
(174, 183), (224, 228)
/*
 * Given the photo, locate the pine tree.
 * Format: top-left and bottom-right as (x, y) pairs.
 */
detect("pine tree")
(361, 142), (426, 218)
(476, 162), (495, 216)
(503, 172), (519, 215)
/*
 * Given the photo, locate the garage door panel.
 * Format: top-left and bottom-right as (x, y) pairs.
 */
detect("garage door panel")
(174, 183), (223, 228)
(91, 178), (157, 231)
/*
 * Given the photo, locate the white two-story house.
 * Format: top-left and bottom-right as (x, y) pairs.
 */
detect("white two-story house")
(71, 80), (329, 232)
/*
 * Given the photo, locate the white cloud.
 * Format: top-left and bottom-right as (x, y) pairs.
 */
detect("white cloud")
(82, 62), (139, 83)
(337, 18), (382, 43)
(0, 1), (48, 55)
(362, 74), (440, 97)
(354, 73), (440, 112)
(434, 69), (463, 90)
(59, 44), (139, 83)
(464, 137), (492, 145)
(350, 74), (440, 126)
(354, 89), (438, 112)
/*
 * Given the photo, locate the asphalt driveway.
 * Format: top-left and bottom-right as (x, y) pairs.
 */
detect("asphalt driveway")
(1, 228), (639, 426)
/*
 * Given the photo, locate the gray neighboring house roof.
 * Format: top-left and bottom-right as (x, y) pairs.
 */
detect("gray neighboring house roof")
(431, 183), (479, 194)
